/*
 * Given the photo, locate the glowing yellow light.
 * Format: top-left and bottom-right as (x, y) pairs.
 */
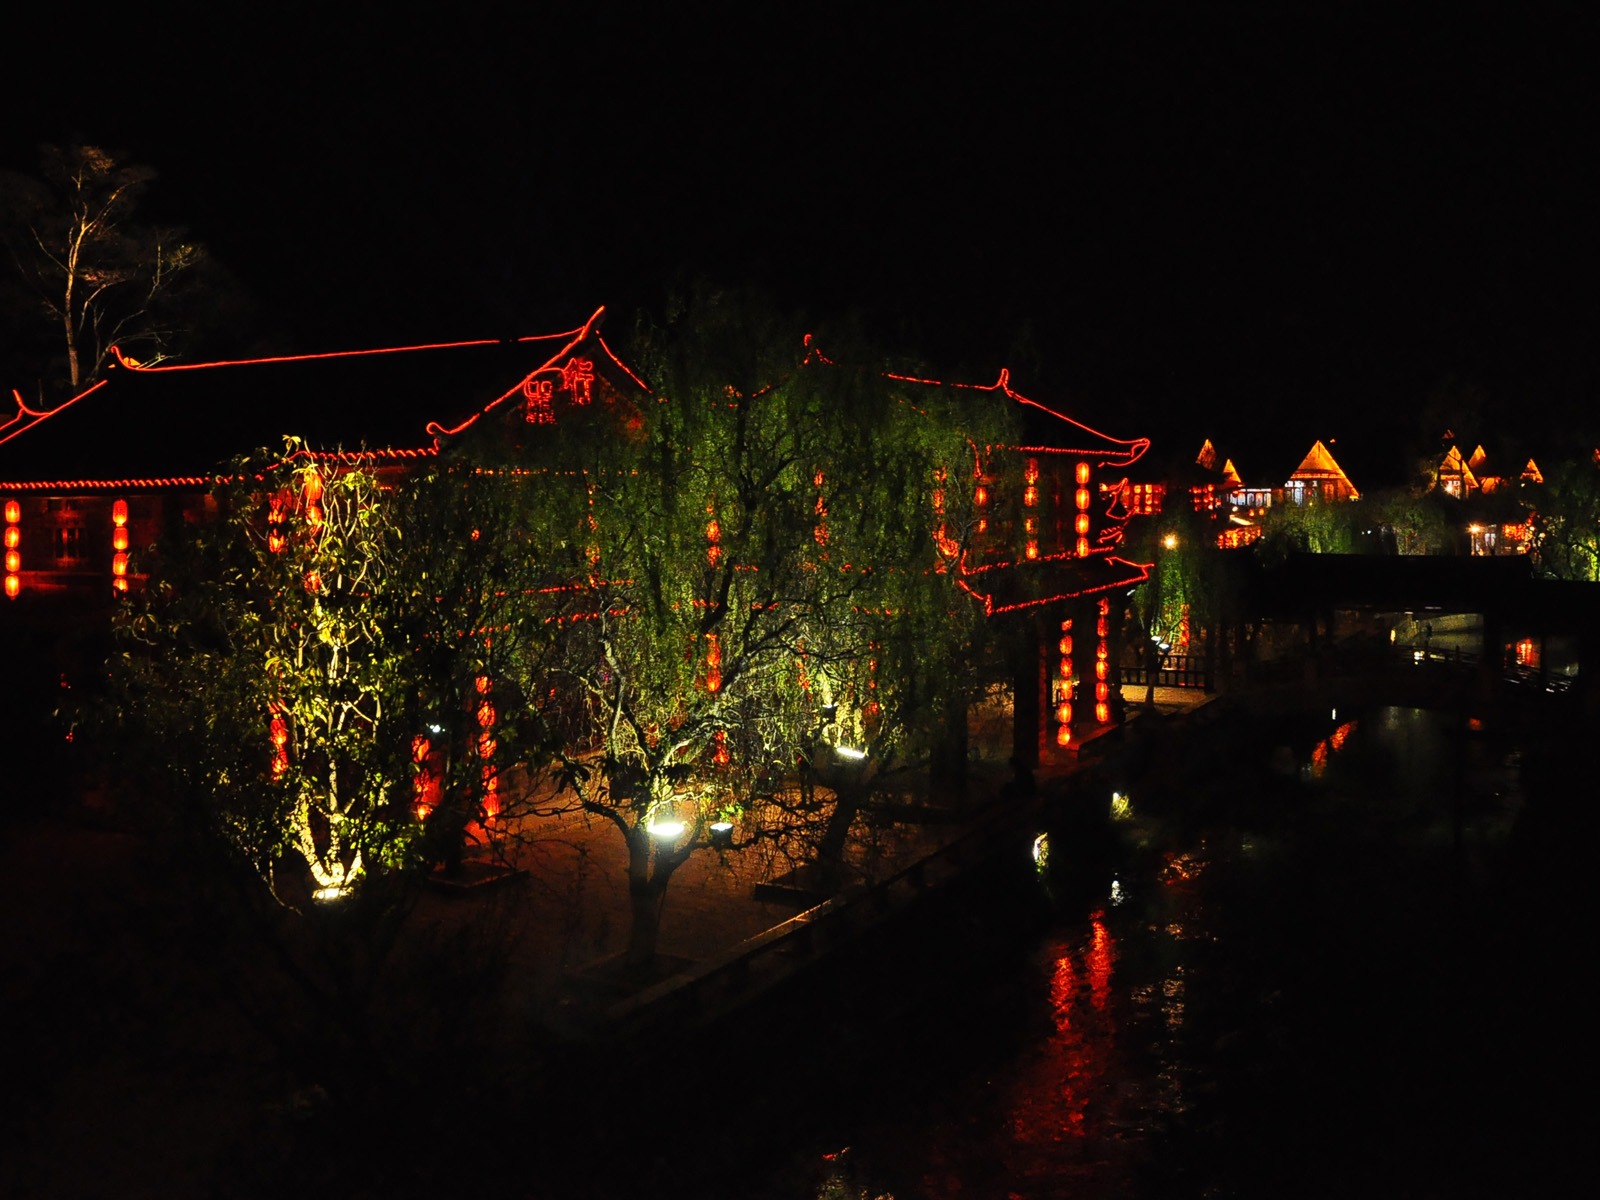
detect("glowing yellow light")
(1162, 533), (1178, 550)
(3, 501), (18, 524)
(112, 499), (128, 527)
(3, 527), (16, 549)
(1076, 462), (1091, 486)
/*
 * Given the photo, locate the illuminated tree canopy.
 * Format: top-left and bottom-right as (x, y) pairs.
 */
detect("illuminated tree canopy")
(444, 291), (1016, 965)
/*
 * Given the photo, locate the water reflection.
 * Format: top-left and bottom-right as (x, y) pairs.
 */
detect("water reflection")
(754, 705), (1547, 1200)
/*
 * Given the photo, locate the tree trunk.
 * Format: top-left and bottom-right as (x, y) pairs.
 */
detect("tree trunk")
(815, 785), (865, 892)
(625, 875), (669, 969)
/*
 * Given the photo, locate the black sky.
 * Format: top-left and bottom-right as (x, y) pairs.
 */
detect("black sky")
(8, 1), (1598, 470)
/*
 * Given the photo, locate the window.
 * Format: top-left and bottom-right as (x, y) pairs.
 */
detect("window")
(54, 525), (84, 561)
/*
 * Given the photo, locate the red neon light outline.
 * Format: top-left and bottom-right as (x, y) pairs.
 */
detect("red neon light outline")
(0, 379), (111, 449)
(427, 308), (633, 438)
(107, 327), (585, 374)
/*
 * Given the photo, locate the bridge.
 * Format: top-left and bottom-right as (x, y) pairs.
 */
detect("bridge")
(1135, 552), (1595, 711)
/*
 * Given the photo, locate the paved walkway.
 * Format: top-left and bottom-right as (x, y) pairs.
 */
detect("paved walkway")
(412, 683), (1217, 1036)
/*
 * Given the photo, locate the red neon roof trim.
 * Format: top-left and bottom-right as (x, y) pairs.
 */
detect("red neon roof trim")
(427, 307), (621, 438)
(107, 328), (586, 374)
(0, 379), (110, 449)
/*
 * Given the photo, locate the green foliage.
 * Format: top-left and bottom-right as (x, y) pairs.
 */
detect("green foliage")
(1525, 457), (1600, 581)
(1363, 489), (1458, 556)
(445, 287), (1010, 954)
(1254, 495), (1368, 558)
(112, 443), (416, 902)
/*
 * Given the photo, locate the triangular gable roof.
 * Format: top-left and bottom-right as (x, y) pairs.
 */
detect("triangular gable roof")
(1196, 439), (1218, 471)
(1437, 443), (1478, 492)
(1220, 457), (1242, 487)
(0, 311), (612, 490)
(425, 308), (648, 442)
(1290, 439), (1353, 484)
(1467, 444), (1489, 473)
(1522, 458), (1544, 484)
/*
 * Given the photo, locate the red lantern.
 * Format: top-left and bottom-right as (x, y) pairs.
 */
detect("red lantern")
(4, 574), (18, 600)
(4, 550), (18, 574)
(3, 500), (18, 524)
(112, 499), (128, 527)
(1096, 702), (1111, 724)
(1056, 726), (1072, 747)
(3, 527), (16, 549)
(1076, 462), (1091, 486)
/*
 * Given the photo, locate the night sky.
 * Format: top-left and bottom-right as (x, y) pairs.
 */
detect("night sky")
(8, 2), (1598, 474)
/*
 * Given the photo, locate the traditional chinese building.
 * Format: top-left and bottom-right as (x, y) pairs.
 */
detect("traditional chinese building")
(3, 307), (1153, 767)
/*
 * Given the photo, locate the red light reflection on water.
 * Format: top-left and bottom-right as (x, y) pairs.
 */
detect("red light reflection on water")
(1006, 911), (1120, 1155)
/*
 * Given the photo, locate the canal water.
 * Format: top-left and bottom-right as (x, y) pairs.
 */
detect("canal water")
(561, 703), (1587, 1199)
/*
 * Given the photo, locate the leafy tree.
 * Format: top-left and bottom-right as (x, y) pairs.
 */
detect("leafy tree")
(112, 444), (417, 904)
(1362, 488), (1459, 556)
(456, 290), (1001, 967)
(0, 144), (213, 399)
(1524, 456), (1600, 581)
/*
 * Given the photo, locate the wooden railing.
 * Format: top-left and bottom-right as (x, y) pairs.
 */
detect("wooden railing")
(1121, 652), (1213, 691)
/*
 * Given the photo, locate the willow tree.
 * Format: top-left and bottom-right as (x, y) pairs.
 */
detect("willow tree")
(113, 444), (416, 903)
(466, 291), (1000, 968)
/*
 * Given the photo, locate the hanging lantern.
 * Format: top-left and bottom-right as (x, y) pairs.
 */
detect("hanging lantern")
(111, 552), (128, 578)
(4, 499), (18, 597)
(112, 499), (128, 527)
(1056, 701), (1072, 725)
(1059, 635), (1073, 656)
(1096, 681), (1110, 702)
(1076, 513), (1091, 536)
(1096, 702), (1111, 724)
(1076, 537), (1090, 557)
(1076, 462), (1091, 486)
(1096, 659), (1109, 681)
(1056, 726), (1072, 747)
(1075, 486), (1091, 511)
